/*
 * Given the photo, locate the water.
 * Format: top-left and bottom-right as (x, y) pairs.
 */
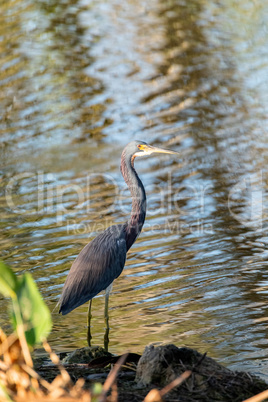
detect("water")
(1, 0), (268, 380)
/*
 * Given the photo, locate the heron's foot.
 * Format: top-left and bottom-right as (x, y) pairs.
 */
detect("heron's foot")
(104, 289), (110, 352)
(87, 326), (92, 347)
(104, 326), (109, 352)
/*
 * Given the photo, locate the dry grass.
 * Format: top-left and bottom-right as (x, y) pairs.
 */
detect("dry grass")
(0, 329), (91, 401)
(1, 329), (268, 402)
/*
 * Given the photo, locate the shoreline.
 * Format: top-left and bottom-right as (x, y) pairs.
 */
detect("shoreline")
(34, 343), (268, 402)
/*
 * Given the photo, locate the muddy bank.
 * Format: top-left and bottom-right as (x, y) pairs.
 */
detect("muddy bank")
(35, 344), (268, 402)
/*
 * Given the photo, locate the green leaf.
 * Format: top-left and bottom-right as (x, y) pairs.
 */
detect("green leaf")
(91, 382), (103, 402)
(0, 261), (52, 347)
(0, 261), (18, 299)
(12, 273), (52, 345)
(0, 380), (13, 401)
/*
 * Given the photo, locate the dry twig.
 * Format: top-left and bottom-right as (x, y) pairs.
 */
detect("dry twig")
(99, 353), (128, 402)
(242, 390), (268, 402)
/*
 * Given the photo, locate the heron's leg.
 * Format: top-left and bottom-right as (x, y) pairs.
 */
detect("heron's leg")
(104, 283), (113, 352)
(87, 299), (93, 347)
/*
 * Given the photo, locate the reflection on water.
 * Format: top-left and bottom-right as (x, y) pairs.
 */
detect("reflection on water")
(1, 0), (268, 379)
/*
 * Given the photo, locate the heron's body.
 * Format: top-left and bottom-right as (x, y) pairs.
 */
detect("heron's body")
(59, 224), (127, 315)
(58, 140), (177, 348)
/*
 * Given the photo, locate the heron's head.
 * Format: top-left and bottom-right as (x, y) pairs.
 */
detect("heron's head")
(124, 140), (179, 159)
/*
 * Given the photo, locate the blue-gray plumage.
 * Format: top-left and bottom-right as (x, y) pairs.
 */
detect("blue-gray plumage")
(59, 224), (127, 315)
(58, 140), (178, 348)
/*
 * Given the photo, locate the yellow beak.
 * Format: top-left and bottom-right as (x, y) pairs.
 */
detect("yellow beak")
(140, 144), (179, 156)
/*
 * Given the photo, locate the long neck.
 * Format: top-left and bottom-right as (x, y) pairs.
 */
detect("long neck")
(121, 151), (146, 251)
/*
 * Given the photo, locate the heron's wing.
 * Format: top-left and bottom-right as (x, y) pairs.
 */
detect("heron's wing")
(59, 224), (127, 315)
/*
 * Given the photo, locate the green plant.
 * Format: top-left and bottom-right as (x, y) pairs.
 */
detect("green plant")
(0, 261), (52, 364)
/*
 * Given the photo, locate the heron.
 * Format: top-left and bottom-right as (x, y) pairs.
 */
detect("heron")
(58, 140), (178, 350)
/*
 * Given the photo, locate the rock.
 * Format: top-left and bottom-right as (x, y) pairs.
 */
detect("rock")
(62, 346), (112, 364)
(135, 344), (267, 401)
(135, 344), (210, 386)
